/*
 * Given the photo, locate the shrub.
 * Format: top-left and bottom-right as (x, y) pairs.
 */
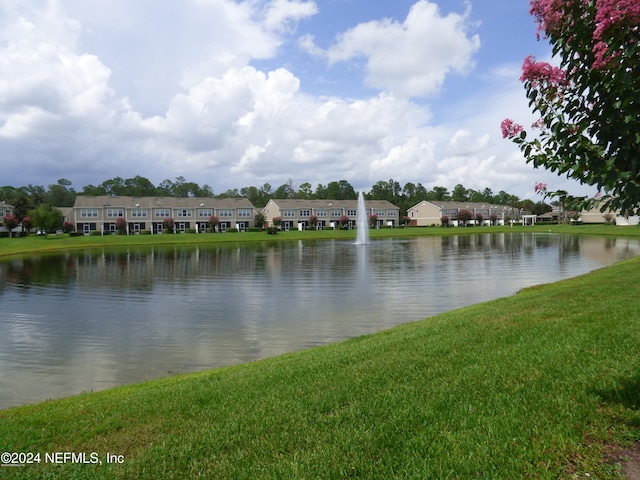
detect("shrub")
(163, 218), (175, 233)
(208, 216), (220, 232)
(115, 218), (127, 234)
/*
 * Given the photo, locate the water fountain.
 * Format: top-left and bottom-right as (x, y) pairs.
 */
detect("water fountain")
(355, 191), (370, 245)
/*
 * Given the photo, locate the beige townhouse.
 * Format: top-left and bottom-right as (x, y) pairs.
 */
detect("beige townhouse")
(407, 200), (520, 227)
(262, 198), (400, 230)
(72, 196), (256, 234)
(579, 198), (638, 225)
(0, 201), (16, 234)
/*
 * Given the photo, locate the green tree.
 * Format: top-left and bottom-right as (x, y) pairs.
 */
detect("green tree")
(430, 185), (450, 201)
(47, 178), (76, 207)
(451, 184), (468, 202)
(494, 190), (514, 206)
(28, 204), (63, 236)
(123, 176), (157, 197)
(81, 184), (107, 196)
(0, 186), (19, 205)
(325, 180), (357, 200)
(241, 185), (270, 208)
(254, 212), (266, 229)
(502, 0), (640, 214)
(402, 182), (417, 200)
(414, 183), (428, 200)
(481, 188), (494, 202)
(12, 193), (32, 220)
(297, 182), (313, 199)
(101, 177), (125, 196)
(26, 184), (47, 206)
(274, 183), (295, 199)
(369, 179), (400, 203)
(157, 179), (175, 196)
(532, 201), (552, 216)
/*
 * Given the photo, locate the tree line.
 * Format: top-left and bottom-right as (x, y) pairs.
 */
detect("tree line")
(1, 175), (553, 220)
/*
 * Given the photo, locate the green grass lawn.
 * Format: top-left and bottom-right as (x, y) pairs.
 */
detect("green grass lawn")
(1, 226), (639, 478)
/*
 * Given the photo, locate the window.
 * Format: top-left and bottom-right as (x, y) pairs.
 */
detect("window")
(299, 209), (310, 217)
(154, 209), (171, 218)
(387, 210), (397, 217)
(330, 209), (342, 217)
(347, 209), (357, 216)
(238, 209), (252, 217)
(316, 209), (327, 217)
(374, 209), (385, 216)
(107, 209), (124, 218)
(219, 209), (233, 217)
(81, 209), (98, 218)
(131, 208), (148, 218)
(198, 209), (213, 218)
(177, 209), (193, 217)
(282, 209), (296, 217)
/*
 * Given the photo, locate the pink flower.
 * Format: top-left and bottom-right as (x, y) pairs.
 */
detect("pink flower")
(520, 56), (567, 87)
(591, 0), (639, 69)
(501, 119), (524, 139)
(531, 118), (545, 130)
(594, 0), (640, 41)
(534, 182), (548, 195)
(530, 0), (640, 70)
(529, 0), (580, 39)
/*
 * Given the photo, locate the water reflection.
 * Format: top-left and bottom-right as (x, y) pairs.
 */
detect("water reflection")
(1, 233), (638, 409)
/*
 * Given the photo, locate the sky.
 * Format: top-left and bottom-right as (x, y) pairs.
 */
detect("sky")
(0, 0), (597, 200)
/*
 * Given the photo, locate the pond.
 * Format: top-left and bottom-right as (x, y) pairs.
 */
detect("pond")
(1, 233), (639, 409)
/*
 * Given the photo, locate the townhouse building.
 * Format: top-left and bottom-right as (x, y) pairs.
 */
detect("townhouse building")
(1, 201), (13, 216)
(579, 199), (639, 225)
(0, 201), (16, 234)
(262, 198), (400, 230)
(72, 196), (256, 234)
(407, 200), (520, 226)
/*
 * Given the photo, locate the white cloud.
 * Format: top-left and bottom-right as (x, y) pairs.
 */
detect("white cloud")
(262, 0), (318, 32)
(324, 0), (480, 98)
(448, 130), (490, 156)
(0, 0), (595, 201)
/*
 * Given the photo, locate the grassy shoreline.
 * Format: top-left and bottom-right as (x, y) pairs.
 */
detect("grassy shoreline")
(1, 223), (636, 260)
(1, 224), (639, 478)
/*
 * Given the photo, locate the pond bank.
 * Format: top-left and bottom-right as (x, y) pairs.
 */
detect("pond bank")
(1, 223), (636, 260)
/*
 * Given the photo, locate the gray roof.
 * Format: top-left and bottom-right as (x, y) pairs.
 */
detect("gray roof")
(411, 200), (516, 211)
(73, 195), (255, 210)
(265, 198), (399, 210)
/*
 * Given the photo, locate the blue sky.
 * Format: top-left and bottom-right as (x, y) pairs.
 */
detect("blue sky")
(0, 0), (594, 200)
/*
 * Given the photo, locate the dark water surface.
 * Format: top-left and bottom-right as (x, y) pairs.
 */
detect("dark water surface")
(1, 233), (638, 409)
